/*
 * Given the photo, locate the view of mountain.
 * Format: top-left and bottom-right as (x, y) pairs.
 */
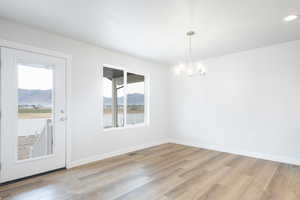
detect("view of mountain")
(19, 89), (144, 106)
(18, 89), (52, 106)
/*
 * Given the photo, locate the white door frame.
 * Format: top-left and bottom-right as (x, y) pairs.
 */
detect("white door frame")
(0, 39), (73, 171)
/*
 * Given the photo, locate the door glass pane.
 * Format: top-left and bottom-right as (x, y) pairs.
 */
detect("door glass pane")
(126, 73), (145, 125)
(103, 67), (124, 128)
(18, 64), (54, 160)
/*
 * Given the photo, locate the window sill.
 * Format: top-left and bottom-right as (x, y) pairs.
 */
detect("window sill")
(103, 123), (148, 132)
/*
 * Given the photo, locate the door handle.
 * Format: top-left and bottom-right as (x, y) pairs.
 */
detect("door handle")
(60, 117), (67, 121)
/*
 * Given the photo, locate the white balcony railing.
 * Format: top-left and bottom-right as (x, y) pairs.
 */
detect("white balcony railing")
(31, 119), (53, 158)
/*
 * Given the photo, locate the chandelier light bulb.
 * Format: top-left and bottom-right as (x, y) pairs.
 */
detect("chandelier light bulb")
(174, 64), (185, 75)
(186, 68), (194, 76)
(178, 64), (185, 71)
(196, 62), (204, 70)
(199, 68), (206, 76)
(196, 62), (206, 75)
(284, 14), (298, 22)
(174, 67), (181, 76)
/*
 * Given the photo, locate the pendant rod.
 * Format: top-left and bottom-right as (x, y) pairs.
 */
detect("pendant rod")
(186, 31), (195, 64)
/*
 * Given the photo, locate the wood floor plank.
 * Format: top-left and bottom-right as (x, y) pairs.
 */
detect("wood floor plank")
(166, 167), (231, 200)
(260, 164), (299, 200)
(1, 143), (300, 200)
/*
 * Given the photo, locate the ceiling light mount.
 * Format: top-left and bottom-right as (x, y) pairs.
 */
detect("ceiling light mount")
(186, 31), (195, 36)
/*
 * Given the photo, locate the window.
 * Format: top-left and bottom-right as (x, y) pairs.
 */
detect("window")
(103, 66), (147, 129)
(18, 64), (54, 160)
(103, 67), (124, 128)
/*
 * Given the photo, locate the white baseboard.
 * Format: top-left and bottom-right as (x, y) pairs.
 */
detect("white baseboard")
(68, 138), (300, 169)
(68, 139), (169, 168)
(170, 139), (300, 166)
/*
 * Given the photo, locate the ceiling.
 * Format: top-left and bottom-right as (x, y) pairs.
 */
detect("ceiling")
(0, 0), (299, 65)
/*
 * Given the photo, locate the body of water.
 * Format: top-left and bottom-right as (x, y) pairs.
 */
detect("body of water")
(103, 113), (144, 128)
(19, 113), (144, 136)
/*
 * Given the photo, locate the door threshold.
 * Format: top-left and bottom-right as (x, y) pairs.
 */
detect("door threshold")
(0, 168), (66, 186)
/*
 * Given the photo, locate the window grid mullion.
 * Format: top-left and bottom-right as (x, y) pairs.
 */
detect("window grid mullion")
(124, 70), (127, 127)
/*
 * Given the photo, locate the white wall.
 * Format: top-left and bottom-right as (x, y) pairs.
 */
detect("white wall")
(0, 18), (169, 166)
(2, 17), (300, 167)
(169, 40), (300, 165)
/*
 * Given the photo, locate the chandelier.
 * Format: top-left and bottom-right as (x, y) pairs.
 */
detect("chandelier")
(175, 30), (206, 77)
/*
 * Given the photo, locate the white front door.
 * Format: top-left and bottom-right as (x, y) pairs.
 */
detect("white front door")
(0, 47), (66, 183)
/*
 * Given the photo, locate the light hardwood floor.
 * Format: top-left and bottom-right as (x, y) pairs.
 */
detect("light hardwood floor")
(1, 143), (300, 200)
